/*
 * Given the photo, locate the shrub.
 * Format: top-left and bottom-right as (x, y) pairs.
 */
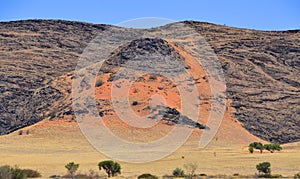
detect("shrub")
(249, 146), (254, 153)
(199, 173), (207, 176)
(149, 75), (157, 80)
(132, 101), (138, 106)
(256, 162), (271, 176)
(49, 112), (56, 119)
(65, 162), (79, 179)
(18, 130), (23, 135)
(184, 163), (198, 178)
(264, 144), (282, 153)
(98, 160), (121, 178)
(138, 173), (158, 179)
(88, 169), (100, 179)
(173, 168), (185, 177)
(249, 142), (264, 153)
(95, 78), (103, 87)
(295, 173), (300, 179)
(11, 166), (27, 179)
(0, 165), (12, 179)
(0, 165), (41, 179)
(22, 169), (41, 178)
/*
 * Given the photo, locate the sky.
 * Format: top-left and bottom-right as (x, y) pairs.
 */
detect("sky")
(0, 0), (299, 30)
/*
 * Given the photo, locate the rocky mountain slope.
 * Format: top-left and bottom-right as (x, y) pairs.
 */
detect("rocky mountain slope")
(0, 20), (299, 144)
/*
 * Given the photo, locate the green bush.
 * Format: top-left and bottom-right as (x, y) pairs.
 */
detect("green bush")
(256, 162), (271, 176)
(98, 160), (121, 178)
(173, 168), (185, 177)
(21, 169), (41, 178)
(11, 166), (27, 179)
(264, 144), (282, 153)
(0, 165), (12, 179)
(138, 173), (158, 179)
(249, 142), (264, 153)
(249, 146), (254, 153)
(0, 165), (42, 179)
(65, 162), (79, 179)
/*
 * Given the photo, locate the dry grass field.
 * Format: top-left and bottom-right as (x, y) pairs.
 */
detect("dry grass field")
(0, 113), (299, 178)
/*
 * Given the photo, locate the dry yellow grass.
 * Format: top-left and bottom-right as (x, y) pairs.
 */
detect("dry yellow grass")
(0, 118), (299, 179)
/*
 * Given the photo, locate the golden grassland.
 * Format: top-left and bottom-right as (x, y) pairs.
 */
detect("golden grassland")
(0, 118), (299, 178)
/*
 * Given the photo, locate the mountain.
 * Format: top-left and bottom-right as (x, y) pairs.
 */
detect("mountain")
(0, 19), (299, 144)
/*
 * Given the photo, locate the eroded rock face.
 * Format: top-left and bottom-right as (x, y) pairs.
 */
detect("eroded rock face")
(0, 20), (299, 144)
(0, 20), (107, 134)
(148, 105), (207, 129)
(184, 21), (300, 143)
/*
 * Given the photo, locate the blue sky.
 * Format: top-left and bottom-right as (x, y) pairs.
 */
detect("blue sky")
(0, 0), (299, 30)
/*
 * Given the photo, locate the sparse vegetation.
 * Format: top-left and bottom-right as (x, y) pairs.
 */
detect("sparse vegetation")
(294, 173), (300, 179)
(264, 144), (282, 153)
(11, 166), (26, 179)
(49, 112), (56, 119)
(249, 142), (282, 154)
(256, 162), (271, 177)
(249, 146), (254, 153)
(132, 101), (138, 106)
(184, 162), (198, 178)
(249, 142), (264, 153)
(138, 173), (158, 179)
(0, 165), (27, 179)
(172, 168), (185, 177)
(199, 173), (207, 177)
(18, 130), (23, 135)
(149, 75), (157, 80)
(65, 162), (79, 179)
(0, 165), (12, 179)
(88, 169), (100, 179)
(98, 160), (121, 178)
(95, 78), (103, 87)
(49, 175), (61, 178)
(21, 169), (41, 178)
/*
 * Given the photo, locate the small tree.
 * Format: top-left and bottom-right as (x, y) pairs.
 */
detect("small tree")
(256, 162), (271, 176)
(184, 163), (198, 178)
(264, 144), (282, 153)
(65, 162), (79, 179)
(98, 160), (121, 178)
(173, 168), (185, 177)
(249, 142), (264, 153)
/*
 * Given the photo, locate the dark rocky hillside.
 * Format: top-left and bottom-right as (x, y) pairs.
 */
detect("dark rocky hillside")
(0, 20), (299, 144)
